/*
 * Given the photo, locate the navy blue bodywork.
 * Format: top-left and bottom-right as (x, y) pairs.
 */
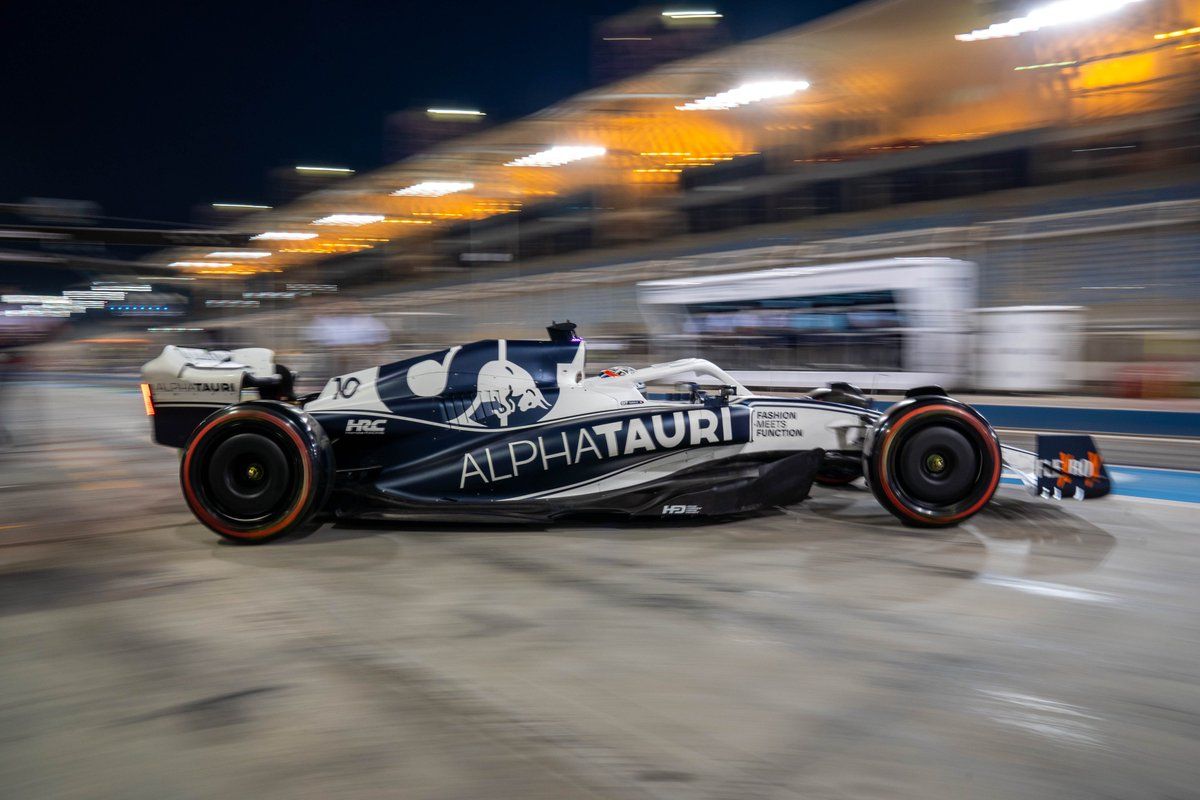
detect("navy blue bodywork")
(302, 337), (826, 521)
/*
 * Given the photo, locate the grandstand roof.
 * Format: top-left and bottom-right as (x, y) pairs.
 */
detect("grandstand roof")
(154, 0), (1200, 279)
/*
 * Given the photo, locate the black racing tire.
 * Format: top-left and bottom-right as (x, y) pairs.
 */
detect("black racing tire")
(864, 397), (1001, 528)
(180, 401), (333, 544)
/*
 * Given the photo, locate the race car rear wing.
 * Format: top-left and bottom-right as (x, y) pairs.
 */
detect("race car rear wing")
(1001, 435), (1112, 500)
(140, 345), (283, 447)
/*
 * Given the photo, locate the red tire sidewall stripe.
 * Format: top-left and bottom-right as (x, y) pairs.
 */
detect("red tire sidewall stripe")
(875, 404), (1001, 524)
(183, 409), (313, 540)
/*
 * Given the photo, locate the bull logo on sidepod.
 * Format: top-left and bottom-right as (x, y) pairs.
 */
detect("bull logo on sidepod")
(456, 341), (552, 428)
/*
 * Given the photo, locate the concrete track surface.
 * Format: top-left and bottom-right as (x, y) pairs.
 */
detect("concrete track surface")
(1, 384), (1198, 800)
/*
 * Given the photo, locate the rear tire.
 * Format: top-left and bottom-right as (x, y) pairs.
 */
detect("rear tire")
(865, 399), (1001, 527)
(181, 402), (333, 544)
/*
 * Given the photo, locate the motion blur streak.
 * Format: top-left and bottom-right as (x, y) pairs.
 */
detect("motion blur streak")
(1, 0), (1199, 797)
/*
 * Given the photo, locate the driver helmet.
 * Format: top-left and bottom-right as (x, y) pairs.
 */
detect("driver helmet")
(598, 365), (644, 392)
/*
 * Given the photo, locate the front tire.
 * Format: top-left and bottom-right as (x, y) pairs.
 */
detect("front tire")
(181, 402), (333, 543)
(864, 398), (1001, 527)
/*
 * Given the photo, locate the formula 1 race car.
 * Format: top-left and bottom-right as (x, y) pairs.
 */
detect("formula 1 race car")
(141, 322), (1111, 543)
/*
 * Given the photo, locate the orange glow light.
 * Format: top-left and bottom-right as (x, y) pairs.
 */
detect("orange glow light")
(140, 383), (155, 416)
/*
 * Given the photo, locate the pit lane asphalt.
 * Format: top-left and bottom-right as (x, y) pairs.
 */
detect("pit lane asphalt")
(1, 384), (1198, 800)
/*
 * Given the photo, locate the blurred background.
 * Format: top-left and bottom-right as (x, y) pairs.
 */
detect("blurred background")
(3, 3), (1200, 798)
(2, 0), (1197, 400)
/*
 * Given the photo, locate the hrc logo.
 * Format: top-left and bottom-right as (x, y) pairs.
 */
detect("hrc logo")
(345, 418), (387, 434)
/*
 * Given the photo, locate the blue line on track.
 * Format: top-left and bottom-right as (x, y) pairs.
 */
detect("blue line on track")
(1002, 465), (1200, 504)
(873, 401), (1200, 438)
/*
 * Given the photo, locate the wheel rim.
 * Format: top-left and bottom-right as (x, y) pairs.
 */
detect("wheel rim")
(205, 432), (293, 521)
(894, 424), (979, 506)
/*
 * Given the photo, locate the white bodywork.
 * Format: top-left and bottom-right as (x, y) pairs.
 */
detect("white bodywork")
(141, 345), (277, 407)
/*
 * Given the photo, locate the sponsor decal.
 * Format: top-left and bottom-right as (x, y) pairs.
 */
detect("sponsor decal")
(458, 407), (739, 488)
(662, 504), (701, 515)
(345, 418), (387, 434)
(1037, 451), (1103, 489)
(154, 380), (237, 394)
(752, 408), (805, 440)
(1034, 435), (1110, 500)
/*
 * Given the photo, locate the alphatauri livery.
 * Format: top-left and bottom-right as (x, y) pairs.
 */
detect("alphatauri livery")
(140, 322), (1111, 543)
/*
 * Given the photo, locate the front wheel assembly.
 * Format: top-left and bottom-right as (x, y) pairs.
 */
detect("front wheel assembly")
(864, 396), (1001, 527)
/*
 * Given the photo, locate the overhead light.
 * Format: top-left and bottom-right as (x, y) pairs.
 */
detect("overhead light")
(93, 283), (151, 291)
(212, 202), (272, 210)
(391, 181), (475, 197)
(956, 0), (1145, 41)
(506, 146), (606, 167)
(286, 283), (339, 293)
(170, 261), (232, 268)
(296, 165), (355, 174)
(64, 290), (124, 300)
(206, 250), (272, 259)
(426, 108), (486, 116)
(251, 231), (318, 241)
(312, 214), (385, 226)
(206, 299), (260, 307)
(1154, 25), (1200, 39)
(677, 79), (809, 111)
(2, 294), (57, 303)
(1014, 59), (1078, 70)
(662, 10), (722, 19)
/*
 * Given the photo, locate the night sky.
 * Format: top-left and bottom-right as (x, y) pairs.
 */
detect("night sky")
(1, 1), (853, 226)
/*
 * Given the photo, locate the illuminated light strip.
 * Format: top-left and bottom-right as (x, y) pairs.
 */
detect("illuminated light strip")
(1154, 25), (1200, 39)
(296, 165), (354, 174)
(169, 261), (232, 268)
(93, 283), (150, 291)
(391, 180), (475, 197)
(212, 202), (272, 210)
(252, 231), (318, 241)
(426, 108), (486, 116)
(956, 0), (1145, 42)
(2, 294), (57, 303)
(1015, 59), (1079, 70)
(312, 214), (384, 226)
(279, 243), (374, 253)
(662, 10), (722, 18)
(140, 383), (155, 416)
(206, 250), (272, 259)
(676, 80), (809, 111)
(506, 145), (606, 167)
